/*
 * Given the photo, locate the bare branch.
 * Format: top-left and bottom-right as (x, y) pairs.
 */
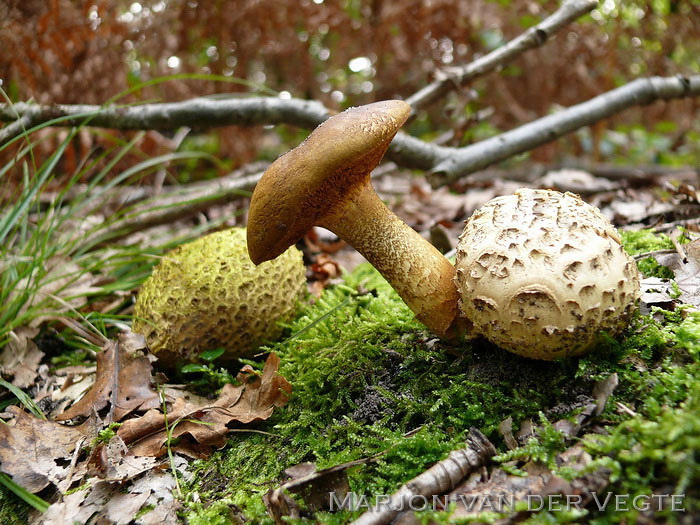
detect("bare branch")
(405, 0), (599, 112)
(83, 168), (264, 247)
(425, 75), (700, 186)
(0, 97), (330, 145)
(2, 76), (699, 188)
(0, 113), (37, 145)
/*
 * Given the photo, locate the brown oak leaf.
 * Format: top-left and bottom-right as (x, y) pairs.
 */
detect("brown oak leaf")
(56, 332), (160, 422)
(118, 353), (291, 457)
(0, 406), (100, 493)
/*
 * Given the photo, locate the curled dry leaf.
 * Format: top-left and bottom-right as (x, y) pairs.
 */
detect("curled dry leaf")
(309, 253), (343, 297)
(640, 237), (700, 311)
(0, 407), (100, 493)
(118, 353), (292, 457)
(56, 332), (160, 423)
(265, 458), (376, 524)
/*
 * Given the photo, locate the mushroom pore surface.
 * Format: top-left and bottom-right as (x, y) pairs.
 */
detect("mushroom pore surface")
(454, 189), (640, 360)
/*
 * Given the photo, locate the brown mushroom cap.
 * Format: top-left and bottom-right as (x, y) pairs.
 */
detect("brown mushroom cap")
(247, 100), (411, 264)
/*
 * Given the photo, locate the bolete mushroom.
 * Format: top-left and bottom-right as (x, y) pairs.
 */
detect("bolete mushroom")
(247, 101), (640, 359)
(454, 189), (640, 359)
(247, 100), (461, 339)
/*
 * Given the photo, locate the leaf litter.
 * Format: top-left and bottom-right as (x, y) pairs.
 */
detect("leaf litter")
(0, 329), (291, 523)
(1, 166), (699, 523)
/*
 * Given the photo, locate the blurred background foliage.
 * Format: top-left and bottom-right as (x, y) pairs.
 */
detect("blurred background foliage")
(1, 0), (699, 184)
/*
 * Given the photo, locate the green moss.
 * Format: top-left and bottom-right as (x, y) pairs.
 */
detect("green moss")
(620, 229), (674, 256)
(620, 229), (676, 278)
(182, 264), (621, 522)
(186, 499), (241, 525)
(183, 231), (699, 523)
(494, 413), (569, 475)
(578, 314), (700, 523)
(0, 486), (29, 525)
(636, 257), (675, 279)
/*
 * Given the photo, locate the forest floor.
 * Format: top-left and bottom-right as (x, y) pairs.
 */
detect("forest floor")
(0, 162), (699, 524)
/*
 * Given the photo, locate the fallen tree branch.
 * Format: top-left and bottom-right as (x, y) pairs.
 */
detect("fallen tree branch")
(2, 76), (699, 186)
(351, 428), (496, 525)
(0, 114), (35, 145)
(0, 97), (329, 146)
(423, 75), (700, 186)
(464, 162), (699, 186)
(83, 168), (264, 247)
(38, 161), (269, 209)
(405, 0), (598, 112)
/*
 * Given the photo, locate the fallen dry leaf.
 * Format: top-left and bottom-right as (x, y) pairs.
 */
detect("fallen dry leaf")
(641, 238), (700, 311)
(35, 468), (181, 525)
(309, 253), (343, 297)
(539, 169), (618, 194)
(670, 238), (700, 308)
(56, 332), (160, 423)
(264, 458), (375, 524)
(118, 353), (291, 457)
(0, 406), (100, 493)
(0, 326), (44, 389)
(0, 335), (290, 525)
(87, 435), (159, 482)
(640, 276), (678, 314)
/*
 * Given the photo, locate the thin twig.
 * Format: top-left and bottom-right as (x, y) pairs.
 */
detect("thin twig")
(405, 0), (598, 112)
(0, 96), (329, 135)
(0, 114), (36, 145)
(83, 169), (264, 246)
(351, 429), (496, 525)
(421, 75), (700, 186)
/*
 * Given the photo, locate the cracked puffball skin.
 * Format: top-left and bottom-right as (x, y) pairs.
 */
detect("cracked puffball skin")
(455, 189), (640, 360)
(133, 228), (305, 367)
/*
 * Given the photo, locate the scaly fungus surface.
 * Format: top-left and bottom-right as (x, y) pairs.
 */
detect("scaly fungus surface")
(455, 189), (640, 359)
(247, 100), (641, 360)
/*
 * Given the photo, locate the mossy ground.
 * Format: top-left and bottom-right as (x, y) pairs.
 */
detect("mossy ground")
(1, 230), (696, 523)
(0, 489), (29, 525)
(183, 230), (700, 524)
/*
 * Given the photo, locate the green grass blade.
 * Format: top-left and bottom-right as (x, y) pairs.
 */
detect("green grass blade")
(0, 473), (50, 513)
(0, 130), (74, 244)
(0, 378), (46, 420)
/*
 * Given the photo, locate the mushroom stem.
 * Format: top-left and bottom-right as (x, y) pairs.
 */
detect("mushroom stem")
(320, 182), (462, 339)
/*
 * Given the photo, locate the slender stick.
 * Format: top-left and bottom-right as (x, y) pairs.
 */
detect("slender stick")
(0, 97), (329, 145)
(351, 429), (496, 525)
(405, 0), (599, 112)
(424, 75), (700, 186)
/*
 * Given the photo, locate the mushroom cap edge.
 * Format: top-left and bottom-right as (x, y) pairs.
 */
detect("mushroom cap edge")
(247, 100), (411, 264)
